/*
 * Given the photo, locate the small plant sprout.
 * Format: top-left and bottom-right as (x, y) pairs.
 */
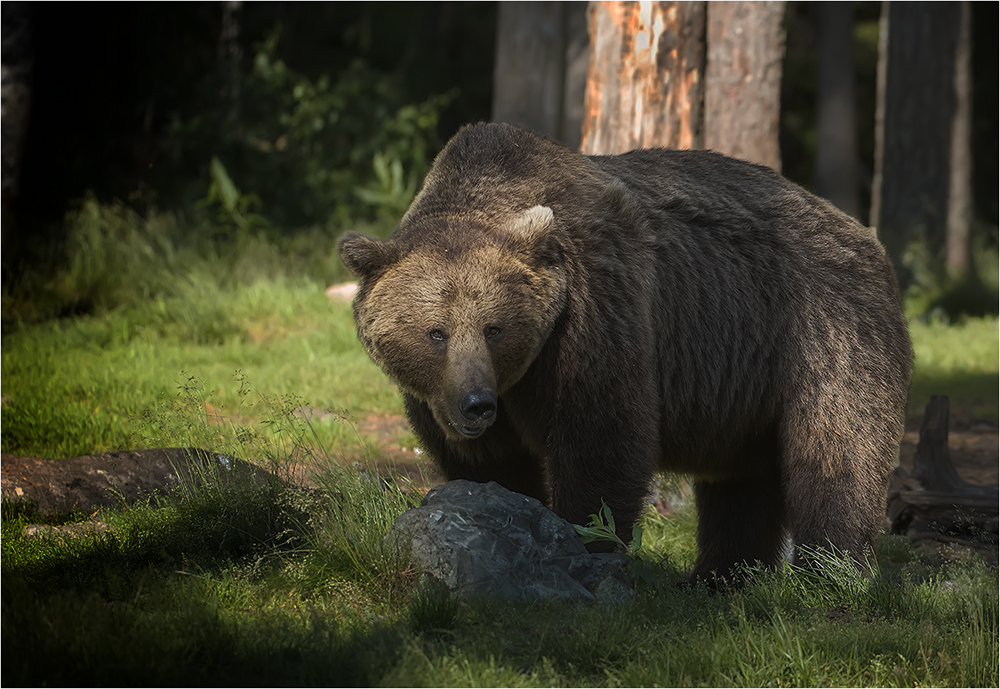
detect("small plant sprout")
(574, 499), (643, 556)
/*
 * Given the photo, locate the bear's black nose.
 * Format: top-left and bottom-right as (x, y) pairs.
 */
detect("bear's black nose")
(460, 390), (497, 421)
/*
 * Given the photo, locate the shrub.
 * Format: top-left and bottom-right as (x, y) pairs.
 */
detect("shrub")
(161, 26), (451, 232)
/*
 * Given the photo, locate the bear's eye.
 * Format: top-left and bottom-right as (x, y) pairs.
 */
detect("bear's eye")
(484, 325), (502, 340)
(428, 329), (448, 343)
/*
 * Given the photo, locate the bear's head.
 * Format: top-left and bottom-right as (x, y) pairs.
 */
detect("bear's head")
(339, 205), (567, 440)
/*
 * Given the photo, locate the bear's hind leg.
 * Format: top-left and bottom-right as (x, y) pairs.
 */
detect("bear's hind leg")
(783, 467), (886, 571)
(780, 396), (899, 571)
(689, 464), (787, 586)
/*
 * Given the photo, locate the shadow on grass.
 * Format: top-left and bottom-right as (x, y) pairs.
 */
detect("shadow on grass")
(0, 460), (422, 687)
(3, 573), (406, 687)
(2, 477), (310, 596)
(908, 370), (999, 423)
(1, 479), (410, 687)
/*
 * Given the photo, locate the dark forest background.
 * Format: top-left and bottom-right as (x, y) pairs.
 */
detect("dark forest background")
(2, 1), (997, 313)
(9, 3), (495, 234)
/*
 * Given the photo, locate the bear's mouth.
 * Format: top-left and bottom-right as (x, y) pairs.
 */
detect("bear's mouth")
(432, 406), (494, 441)
(445, 415), (495, 440)
(458, 424), (486, 438)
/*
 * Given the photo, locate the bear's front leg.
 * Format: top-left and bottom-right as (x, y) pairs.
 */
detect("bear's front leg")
(549, 455), (656, 552)
(532, 341), (663, 551)
(689, 464), (788, 586)
(544, 413), (659, 552)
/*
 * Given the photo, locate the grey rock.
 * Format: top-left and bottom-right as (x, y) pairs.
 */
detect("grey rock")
(391, 480), (634, 604)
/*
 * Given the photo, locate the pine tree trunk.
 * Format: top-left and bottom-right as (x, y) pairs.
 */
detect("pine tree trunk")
(704, 1), (786, 171)
(946, 0), (972, 279)
(493, 2), (589, 149)
(561, 4), (590, 151)
(493, 2), (567, 142)
(580, 1), (706, 155)
(814, 1), (860, 219)
(871, 1), (971, 287)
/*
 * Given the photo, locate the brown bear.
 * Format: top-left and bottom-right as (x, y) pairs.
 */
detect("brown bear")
(339, 122), (913, 582)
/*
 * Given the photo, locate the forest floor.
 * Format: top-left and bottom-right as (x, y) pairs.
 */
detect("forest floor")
(4, 412), (995, 522)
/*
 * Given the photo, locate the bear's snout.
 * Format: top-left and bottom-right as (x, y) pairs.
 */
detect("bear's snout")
(457, 389), (497, 437)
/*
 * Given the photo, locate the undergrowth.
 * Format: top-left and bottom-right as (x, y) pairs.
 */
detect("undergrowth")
(2, 193), (373, 323)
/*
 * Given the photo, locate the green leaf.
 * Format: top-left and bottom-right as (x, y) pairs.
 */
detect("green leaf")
(209, 157), (241, 214)
(600, 499), (616, 535)
(630, 523), (644, 555)
(573, 525), (609, 544)
(574, 499), (637, 552)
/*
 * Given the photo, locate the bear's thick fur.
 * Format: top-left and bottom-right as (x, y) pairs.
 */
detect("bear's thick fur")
(340, 122), (913, 581)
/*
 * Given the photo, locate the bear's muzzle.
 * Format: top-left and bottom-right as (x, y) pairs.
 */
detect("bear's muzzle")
(455, 389), (497, 438)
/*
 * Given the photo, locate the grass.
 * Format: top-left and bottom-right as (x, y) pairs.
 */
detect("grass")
(1, 417), (422, 686)
(3, 274), (995, 461)
(2, 206), (997, 686)
(907, 315), (999, 423)
(4, 482), (997, 686)
(1, 279), (402, 461)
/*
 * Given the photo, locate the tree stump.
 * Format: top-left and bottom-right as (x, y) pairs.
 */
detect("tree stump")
(887, 395), (998, 548)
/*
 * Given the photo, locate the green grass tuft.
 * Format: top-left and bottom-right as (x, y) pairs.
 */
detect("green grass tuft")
(408, 577), (461, 634)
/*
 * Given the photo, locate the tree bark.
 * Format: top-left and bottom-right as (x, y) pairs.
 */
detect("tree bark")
(814, 2), (860, 219)
(946, 0), (972, 278)
(561, 4), (590, 151)
(580, 1), (706, 155)
(871, 2), (971, 288)
(704, 1), (786, 171)
(493, 2), (588, 148)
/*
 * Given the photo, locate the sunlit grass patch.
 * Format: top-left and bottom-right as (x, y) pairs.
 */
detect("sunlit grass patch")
(1, 281), (400, 460)
(907, 315), (998, 422)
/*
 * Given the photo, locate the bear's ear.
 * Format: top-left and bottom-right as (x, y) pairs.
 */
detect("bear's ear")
(505, 205), (561, 265)
(338, 232), (401, 279)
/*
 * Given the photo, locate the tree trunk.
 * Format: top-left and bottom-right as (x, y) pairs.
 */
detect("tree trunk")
(580, 1), (706, 155)
(493, 2), (588, 149)
(814, 2), (860, 219)
(561, 4), (590, 151)
(946, 0), (972, 279)
(871, 1), (971, 288)
(870, 2), (889, 232)
(704, 1), (786, 171)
